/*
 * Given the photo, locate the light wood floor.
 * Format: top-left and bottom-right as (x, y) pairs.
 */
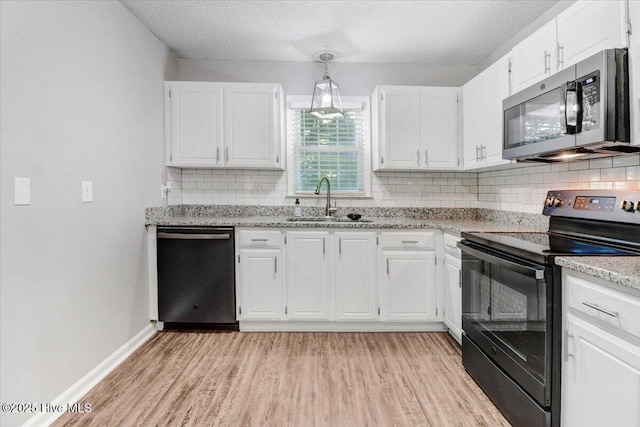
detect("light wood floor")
(54, 331), (510, 426)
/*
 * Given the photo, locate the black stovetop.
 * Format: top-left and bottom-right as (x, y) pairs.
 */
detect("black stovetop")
(461, 230), (640, 265)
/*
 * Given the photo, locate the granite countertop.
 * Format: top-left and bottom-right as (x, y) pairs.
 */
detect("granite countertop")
(145, 205), (544, 233)
(555, 256), (640, 292)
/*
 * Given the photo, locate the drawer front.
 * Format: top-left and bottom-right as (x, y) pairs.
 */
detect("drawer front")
(566, 273), (640, 339)
(379, 231), (435, 249)
(238, 230), (282, 248)
(443, 232), (461, 257)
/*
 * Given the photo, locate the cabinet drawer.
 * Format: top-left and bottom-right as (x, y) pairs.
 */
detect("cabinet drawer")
(238, 230), (282, 248)
(443, 232), (461, 257)
(566, 273), (640, 339)
(379, 231), (435, 249)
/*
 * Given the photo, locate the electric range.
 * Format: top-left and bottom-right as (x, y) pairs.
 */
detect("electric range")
(458, 190), (640, 427)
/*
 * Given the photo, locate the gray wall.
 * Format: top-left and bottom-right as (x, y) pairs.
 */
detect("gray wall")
(0, 1), (177, 425)
(179, 59), (477, 95)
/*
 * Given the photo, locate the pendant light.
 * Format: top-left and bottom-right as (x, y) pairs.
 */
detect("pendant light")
(309, 52), (343, 119)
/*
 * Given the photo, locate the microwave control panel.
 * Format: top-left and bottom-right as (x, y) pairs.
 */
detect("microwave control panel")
(579, 70), (600, 131)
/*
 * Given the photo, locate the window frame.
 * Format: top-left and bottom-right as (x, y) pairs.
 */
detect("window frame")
(286, 95), (372, 198)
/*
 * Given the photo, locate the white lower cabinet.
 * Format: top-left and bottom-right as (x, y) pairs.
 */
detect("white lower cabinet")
(379, 231), (438, 322)
(285, 231), (331, 320)
(236, 230), (285, 320)
(562, 271), (640, 427)
(563, 314), (640, 427)
(381, 250), (437, 321)
(335, 232), (378, 320)
(235, 228), (441, 329)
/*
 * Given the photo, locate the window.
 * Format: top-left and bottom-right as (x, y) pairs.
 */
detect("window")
(286, 96), (371, 197)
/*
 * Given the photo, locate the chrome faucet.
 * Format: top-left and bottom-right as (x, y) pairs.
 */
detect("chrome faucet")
(315, 176), (337, 218)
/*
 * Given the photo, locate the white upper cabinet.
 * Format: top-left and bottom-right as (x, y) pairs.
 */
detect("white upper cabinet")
(165, 81), (284, 169)
(223, 83), (282, 168)
(166, 82), (223, 167)
(462, 55), (512, 169)
(422, 87), (459, 169)
(556, 0), (628, 69)
(511, 0), (628, 94)
(372, 85), (459, 171)
(511, 20), (558, 94)
(373, 86), (422, 170)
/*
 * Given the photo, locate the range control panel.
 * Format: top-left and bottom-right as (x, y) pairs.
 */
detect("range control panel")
(543, 190), (640, 224)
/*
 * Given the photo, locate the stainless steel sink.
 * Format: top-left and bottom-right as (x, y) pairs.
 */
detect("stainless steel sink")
(286, 216), (373, 223)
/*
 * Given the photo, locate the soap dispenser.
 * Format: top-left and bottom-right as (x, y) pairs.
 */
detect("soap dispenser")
(294, 198), (302, 217)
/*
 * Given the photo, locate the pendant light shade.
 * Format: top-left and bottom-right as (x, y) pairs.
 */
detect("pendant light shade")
(310, 52), (343, 119)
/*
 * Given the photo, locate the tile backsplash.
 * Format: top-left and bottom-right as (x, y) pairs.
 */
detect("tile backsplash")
(168, 168), (478, 208)
(478, 154), (640, 214)
(167, 154), (640, 214)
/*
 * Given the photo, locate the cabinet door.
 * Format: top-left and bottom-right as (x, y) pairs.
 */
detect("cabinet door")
(462, 56), (511, 169)
(557, 0), (628, 70)
(238, 249), (284, 320)
(562, 314), (640, 427)
(286, 231), (331, 320)
(443, 254), (462, 344)
(167, 82), (223, 167)
(462, 78), (482, 169)
(223, 83), (282, 168)
(377, 86), (422, 169)
(422, 87), (459, 169)
(335, 232), (378, 320)
(381, 250), (437, 321)
(481, 56), (512, 166)
(511, 20), (557, 93)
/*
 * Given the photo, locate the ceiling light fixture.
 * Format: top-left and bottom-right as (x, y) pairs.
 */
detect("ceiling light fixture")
(310, 52), (343, 119)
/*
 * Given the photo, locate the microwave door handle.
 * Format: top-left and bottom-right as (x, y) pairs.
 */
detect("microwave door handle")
(564, 81), (582, 135)
(458, 243), (545, 280)
(575, 81), (583, 133)
(560, 82), (568, 135)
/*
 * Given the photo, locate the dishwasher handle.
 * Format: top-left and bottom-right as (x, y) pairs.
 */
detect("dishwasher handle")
(158, 232), (231, 240)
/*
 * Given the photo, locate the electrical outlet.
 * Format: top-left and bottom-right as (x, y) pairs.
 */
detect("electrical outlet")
(81, 180), (93, 203)
(161, 182), (172, 199)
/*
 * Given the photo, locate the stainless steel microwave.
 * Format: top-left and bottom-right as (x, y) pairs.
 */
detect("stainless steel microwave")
(502, 48), (634, 162)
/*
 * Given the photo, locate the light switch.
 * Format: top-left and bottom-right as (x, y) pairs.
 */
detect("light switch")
(14, 177), (31, 205)
(81, 180), (93, 203)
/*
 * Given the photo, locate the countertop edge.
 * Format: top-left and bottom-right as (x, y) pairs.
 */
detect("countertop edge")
(555, 256), (640, 292)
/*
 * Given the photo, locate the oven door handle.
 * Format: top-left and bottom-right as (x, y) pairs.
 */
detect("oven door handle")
(458, 243), (546, 280)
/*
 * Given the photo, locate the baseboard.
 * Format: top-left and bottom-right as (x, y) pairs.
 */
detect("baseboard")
(239, 321), (448, 332)
(22, 323), (157, 427)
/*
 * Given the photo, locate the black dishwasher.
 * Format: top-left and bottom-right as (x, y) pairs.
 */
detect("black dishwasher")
(157, 227), (238, 330)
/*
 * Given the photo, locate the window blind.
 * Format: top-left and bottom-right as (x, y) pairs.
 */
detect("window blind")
(290, 108), (367, 194)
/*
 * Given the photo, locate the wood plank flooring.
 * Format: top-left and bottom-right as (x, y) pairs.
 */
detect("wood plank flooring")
(54, 331), (510, 426)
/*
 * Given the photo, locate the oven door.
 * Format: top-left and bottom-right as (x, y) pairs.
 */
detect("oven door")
(460, 241), (552, 408)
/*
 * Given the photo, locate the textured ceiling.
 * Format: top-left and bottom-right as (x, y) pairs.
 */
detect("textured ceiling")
(120, 0), (561, 65)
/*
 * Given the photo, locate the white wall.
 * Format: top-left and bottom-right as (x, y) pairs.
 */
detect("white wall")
(179, 59), (477, 95)
(0, 1), (177, 426)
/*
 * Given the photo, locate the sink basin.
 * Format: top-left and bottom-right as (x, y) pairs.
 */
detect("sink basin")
(286, 216), (373, 223)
